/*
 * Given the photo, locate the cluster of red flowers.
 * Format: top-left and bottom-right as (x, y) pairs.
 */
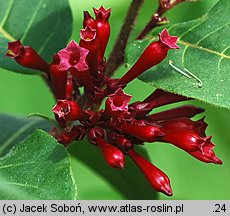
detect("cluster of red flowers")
(6, 6), (222, 196)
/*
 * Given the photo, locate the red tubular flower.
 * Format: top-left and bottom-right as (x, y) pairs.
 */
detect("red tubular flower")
(58, 40), (95, 93)
(129, 89), (189, 118)
(128, 149), (172, 196)
(4, 4), (223, 197)
(104, 88), (132, 118)
(93, 6), (111, 62)
(146, 105), (204, 121)
(52, 100), (84, 121)
(159, 117), (207, 137)
(143, 89), (187, 104)
(118, 29), (179, 85)
(96, 137), (125, 169)
(58, 40), (89, 71)
(157, 117), (222, 164)
(80, 26), (99, 78)
(6, 40), (50, 73)
(50, 54), (67, 99)
(83, 11), (96, 29)
(189, 144), (222, 164)
(120, 123), (164, 142)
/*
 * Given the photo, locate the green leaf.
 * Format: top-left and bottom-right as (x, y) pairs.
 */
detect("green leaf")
(0, 0), (72, 74)
(0, 129), (77, 199)
(126, 0), (230, 109)
(0, 113), (51, 156)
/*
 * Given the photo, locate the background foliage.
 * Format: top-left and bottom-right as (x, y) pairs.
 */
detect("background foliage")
(1, 0), (230, 199)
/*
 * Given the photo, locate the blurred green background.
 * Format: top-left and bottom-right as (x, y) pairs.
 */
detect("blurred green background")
(1, 0), (230, 199)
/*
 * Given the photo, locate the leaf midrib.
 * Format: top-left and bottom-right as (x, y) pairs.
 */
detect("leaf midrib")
(0, 27), (15, 41)
(179, 40), (230, 60)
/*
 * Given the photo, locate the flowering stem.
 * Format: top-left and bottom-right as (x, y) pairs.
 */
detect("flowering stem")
(136, 0), (198, 40)
(106, 0), (144, 77)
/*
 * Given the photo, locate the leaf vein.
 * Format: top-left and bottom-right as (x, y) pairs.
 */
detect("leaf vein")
(38, 1), (61, 54)
(0, 162), (37, 169)
(178, 40), (230, 60)
(0, 0), (14, 28)
(2, 182), (38, 189)
(217, 45), (230, 71)
(180, 16), (208, 40)
(0, 120), (41, 154)
(196, 22), (230, 45)
(0, 27), (16, 41)
(21, 0), (43, 42)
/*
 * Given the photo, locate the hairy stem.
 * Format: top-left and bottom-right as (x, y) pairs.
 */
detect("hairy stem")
(106, 0), (145, 77)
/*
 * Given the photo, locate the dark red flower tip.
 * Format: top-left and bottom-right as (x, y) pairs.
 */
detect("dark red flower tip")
(104, 88), (132, 117)
(146, 105), (204, 121)
(120, 124), (164, 142)
(88, 128), (105, 145)
(186, 136), (222, 164)
(93, 6), (111, 21)
(128, 149), (172, 196)
(6, 40), (24, 58)
(108, 132), (132, 151)
(6, 40), (50, 73)
(118, 29), (179, 85)
(57, 125), (86, 145)
(65, 73), (74, 100)
(159, 28), (180, 49)
(189, 147), (222, 165)
(158, 117), (221, 162)
(83, 11), (96, 29)
(80, 26), (97, 42)
(96, 137), (125, 169)
(52, 100), (83, 121)
(58, 40), (89, 71)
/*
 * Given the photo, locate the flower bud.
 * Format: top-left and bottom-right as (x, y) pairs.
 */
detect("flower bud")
(118, 29), (179, 85)
(93, 6), (111, 62)
(6, 40), (50, 73)
(128, 149), (172, 196)
(96, 137), (125, 169)
(52, 100), (83, 121)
